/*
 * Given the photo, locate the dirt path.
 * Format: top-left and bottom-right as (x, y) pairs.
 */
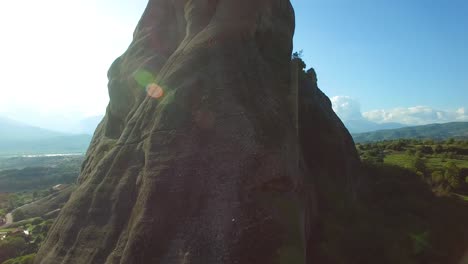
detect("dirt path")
(5, 213), (12, 225)
(0, 213), (13, 228)
(1, 199), (42, 228)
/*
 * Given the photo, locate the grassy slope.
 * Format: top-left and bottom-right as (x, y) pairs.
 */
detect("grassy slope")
(13, 186), (75, 220)
(385, 153), (468, 170)
(0, 156), (82, 192)
(332, 139), (468, 263)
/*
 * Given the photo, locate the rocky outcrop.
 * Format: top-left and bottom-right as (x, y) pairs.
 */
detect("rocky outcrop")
(36, 1), (359, 263)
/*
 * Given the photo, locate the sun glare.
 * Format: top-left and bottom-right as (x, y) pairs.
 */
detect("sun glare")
(146, 83), (164, 99)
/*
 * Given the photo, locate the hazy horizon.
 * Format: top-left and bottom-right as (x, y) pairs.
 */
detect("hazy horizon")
(0, 0), (467, 133)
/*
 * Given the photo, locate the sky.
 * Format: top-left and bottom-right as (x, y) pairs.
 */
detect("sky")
(293, 0), (468, 124)
(0, 0), (467, 132)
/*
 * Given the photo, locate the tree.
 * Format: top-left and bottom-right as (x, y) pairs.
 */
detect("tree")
(433, 144), (443, 154)
(423, 139), (435, 145)
(292, 50), (303, 59)
(0, 237), (27, 263)
(31, 218), (43, 225)
(12, 209), (25, 222)
(412, 157), (426, 174)
(291, 50), (306, 70)
(431, 171), (444, 184)
(418, 145), (433, 155)
(406, 149), (416, 156)
(7, 194), (18, 211)
(386, 142), (398, 151)
(444, 162), (461, 189)
(2, 254), (36, 264)
(362, 149), (384, 163)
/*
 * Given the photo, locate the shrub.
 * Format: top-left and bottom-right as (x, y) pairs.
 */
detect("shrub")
(431, 171), (444, 184)
(2, 254), (35, 264)
(412, 157), (426, 174)
(433, 144), (444, 153)
(418, 145), (433, 155)
(444, 162), (461, 189)
(0, 237), (27, 263)
(31, 218), (43, 226)
(12, 209), (25, 222)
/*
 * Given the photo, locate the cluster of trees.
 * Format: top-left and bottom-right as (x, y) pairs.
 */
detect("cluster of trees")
(0, 185), (74, 263)
(0, 218), (52, 263)
(2, 254), (35, 264)
(357, 139), (468, 195)
(0, 166), (78, 193)
(430, 161), (464, 193)
(0, 156), (82, 263)
(0, 236), (31, 263)
(12, 210), (26, 222)
(0, 155), (82, 194)
(410, 155), (465, 193)
(3, 189), (53, 213)
(358, 138), (468, 157)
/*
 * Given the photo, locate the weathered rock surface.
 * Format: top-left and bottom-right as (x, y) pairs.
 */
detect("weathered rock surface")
(36, 1), (359, 263)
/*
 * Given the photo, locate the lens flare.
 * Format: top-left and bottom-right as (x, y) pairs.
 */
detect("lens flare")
(134, 69), (155, 87)
(146, 83), (164, 99)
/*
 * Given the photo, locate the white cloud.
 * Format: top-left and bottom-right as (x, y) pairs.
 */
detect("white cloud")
(331, 96), (364, 121)
(456, 107), (466, 116)
(331, 95), (468, 126)
(363, 106), (468, 125)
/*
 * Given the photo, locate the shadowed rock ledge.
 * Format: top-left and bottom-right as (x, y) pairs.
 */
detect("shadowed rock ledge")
(35, 0), (359, 263)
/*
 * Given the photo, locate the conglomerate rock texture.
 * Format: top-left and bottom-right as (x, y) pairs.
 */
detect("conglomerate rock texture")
(36, 0), (359, 263)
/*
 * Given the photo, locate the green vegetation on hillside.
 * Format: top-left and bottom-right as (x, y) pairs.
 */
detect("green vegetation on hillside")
(0, 167), (77, 193)
(12, 186), (75, 220)
(353, 122), (468, 143)
(2, 254), (35, 264)
(357, 138), (468, 196)
(0, 155), (84, 171)
(0, 157), (82, 193)
(0, 156), (80, 263)
(318, 139), (468, 263)
(0, 187), (74, 263)
(0, 217), (52, 263)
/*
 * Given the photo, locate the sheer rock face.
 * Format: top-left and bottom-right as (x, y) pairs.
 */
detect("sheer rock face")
(297, 68), (361, 262)
(36, 1), (359, 263)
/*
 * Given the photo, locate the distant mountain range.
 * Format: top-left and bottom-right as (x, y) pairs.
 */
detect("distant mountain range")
(352, 122), (468, 143)
(343, 119), (406, 133)
(0, 116), (92, 156)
